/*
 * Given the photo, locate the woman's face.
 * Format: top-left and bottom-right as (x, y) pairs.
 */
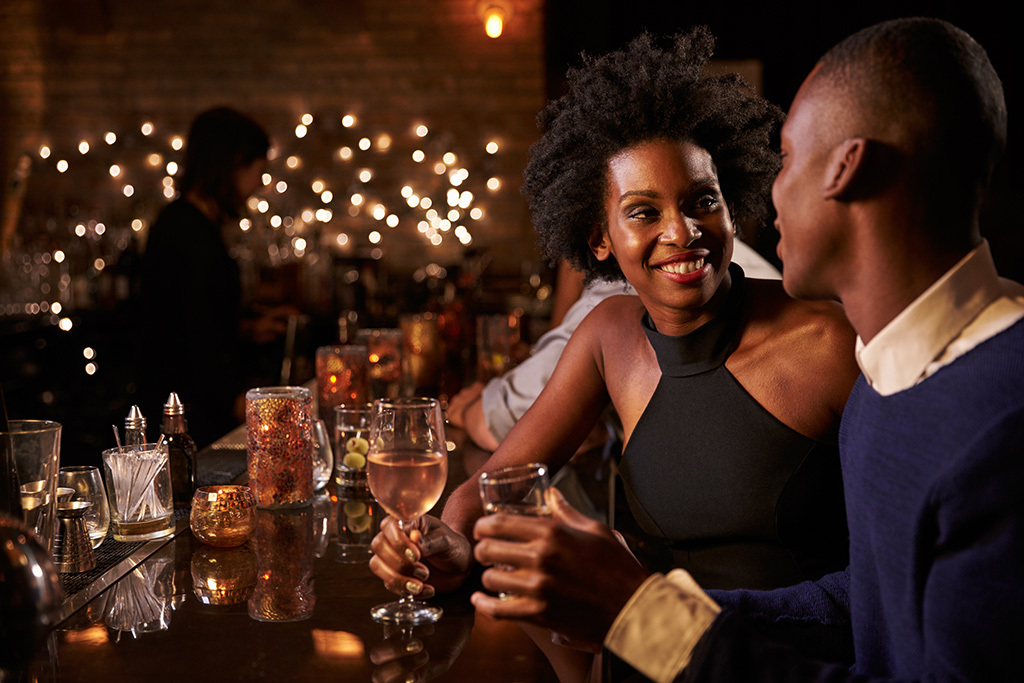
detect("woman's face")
(594, 138), (735, 322)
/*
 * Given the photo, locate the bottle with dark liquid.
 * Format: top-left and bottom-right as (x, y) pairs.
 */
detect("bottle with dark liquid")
(159, 393), (196, 508)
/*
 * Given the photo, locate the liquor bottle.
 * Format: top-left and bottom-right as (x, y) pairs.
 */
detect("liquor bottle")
(159, 393), (196, 508)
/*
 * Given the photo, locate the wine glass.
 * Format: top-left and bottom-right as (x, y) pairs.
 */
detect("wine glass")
(366, 397), (448, 625)
(58, 465), (110, 549)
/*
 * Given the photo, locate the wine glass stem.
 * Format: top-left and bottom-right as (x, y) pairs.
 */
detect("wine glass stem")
(397, 518), (416, 607)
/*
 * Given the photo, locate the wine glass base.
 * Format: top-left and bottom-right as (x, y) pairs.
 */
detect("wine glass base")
(370, 599), (443, 625)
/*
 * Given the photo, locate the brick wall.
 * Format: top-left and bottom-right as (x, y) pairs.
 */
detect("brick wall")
(1, 0), (547, 293)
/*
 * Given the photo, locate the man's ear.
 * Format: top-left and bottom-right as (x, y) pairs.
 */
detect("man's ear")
(589, 228), (612, 261)
(823, 137), (868, 200)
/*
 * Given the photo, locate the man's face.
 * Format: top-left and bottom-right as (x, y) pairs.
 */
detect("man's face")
(772, 74), (845, 301)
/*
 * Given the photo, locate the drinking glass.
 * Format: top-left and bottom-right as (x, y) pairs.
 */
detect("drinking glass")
(366, 397), (448, 625)
(356, 328), (405, 399)
(478, 463), (550, 516)
(101, 443), (174, 542)
(314, 345), (369, 425)
(58, 466), (110, 549)
(312, 419), (334, 491)
(476, 314), (518, 382)
(3, 420), (62, 555)
(478, 463), (550, 599)
(334, 403), (373, 490)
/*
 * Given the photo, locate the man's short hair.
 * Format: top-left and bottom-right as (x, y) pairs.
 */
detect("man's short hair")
(814, 18), (1006, 224)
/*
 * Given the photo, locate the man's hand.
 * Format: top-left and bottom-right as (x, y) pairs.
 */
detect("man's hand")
(370, 515), (474, 598)
(470, 489), (650, 649)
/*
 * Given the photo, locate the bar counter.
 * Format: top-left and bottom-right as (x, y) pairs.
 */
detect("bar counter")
(21, 423), (560, 682)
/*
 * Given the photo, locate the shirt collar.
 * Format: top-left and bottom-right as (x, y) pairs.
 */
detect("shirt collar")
(855, 241), (1004, 395)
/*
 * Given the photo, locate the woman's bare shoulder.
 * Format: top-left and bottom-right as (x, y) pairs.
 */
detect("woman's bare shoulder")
(738, 280), (859, 431)
(746, 279), (854, 343)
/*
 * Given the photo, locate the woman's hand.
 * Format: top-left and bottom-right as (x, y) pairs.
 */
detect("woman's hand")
(369, 515), (473, 598)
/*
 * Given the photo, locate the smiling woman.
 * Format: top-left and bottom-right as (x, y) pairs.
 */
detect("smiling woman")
(370, 26), (861, 667)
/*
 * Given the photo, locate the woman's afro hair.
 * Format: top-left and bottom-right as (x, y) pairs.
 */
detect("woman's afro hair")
(522, 27), (784, 283)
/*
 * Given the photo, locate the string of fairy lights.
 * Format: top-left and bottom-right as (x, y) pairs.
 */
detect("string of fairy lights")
(2, 111), (508, 334)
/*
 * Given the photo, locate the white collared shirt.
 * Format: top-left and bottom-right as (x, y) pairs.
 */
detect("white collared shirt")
(856, 241), (1024, 396)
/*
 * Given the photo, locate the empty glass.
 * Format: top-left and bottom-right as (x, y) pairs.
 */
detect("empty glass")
(356, 329), (406, 399)
(312, 419), (334, 491)
(58, 466), (110, 549)
(2, 420), (62, 555)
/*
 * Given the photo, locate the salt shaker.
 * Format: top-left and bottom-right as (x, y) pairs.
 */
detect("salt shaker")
(124, 405), (148, 447)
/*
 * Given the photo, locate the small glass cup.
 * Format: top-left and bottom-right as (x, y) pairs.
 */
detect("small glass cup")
(476, 314), (518, 382)
(312, 419), (334, 491)
(478, 463), (550, 517)
(355, 328), (405, 399)
(315, 345), (370, 425)
(58, 466), (110, 549)
(101, 443), (174, 542)
(400, 312), (444, 394)
(189, 485), (257, 548)
(334, 403), (373, 491)
(478, 463), (550, 600)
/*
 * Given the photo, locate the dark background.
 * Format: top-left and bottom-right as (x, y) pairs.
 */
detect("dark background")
(3, 1), (1019, 465)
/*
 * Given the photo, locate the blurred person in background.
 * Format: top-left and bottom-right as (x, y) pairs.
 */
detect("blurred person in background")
(140, 107), (294, 448)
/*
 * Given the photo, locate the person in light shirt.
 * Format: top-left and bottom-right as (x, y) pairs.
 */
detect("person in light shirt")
(471, 17), (1024, 682)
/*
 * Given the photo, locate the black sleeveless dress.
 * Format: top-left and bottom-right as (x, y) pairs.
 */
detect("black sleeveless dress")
(617, 265), (849, 590)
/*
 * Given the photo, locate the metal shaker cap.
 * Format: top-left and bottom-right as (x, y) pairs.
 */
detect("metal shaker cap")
(163, 392), (185, 416)
(125, 404), (146, 430)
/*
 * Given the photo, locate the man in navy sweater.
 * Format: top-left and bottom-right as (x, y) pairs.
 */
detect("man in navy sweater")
(471, 17), (1024, 681)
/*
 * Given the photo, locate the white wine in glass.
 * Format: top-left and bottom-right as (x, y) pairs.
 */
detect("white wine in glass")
(366, 397), (448, 625)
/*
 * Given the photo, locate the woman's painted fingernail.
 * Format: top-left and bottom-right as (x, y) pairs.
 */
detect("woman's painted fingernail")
(405, 548), (418, 563)
(405, 580), (422, 595)
(405, 639), (423, 653)
(413, 566), (429, 580)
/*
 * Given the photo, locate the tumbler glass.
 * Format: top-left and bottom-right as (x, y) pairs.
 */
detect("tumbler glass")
(58, 466), (109, 549)
(101, 443), (174, 542)
(315, 345), (369, 425)
(355, 329), (405, 399)
(3, 420), (62, 554)
(334, 403), (373, 491)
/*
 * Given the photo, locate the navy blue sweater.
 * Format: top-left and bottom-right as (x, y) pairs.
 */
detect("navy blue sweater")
(690, 319), (1024, 682)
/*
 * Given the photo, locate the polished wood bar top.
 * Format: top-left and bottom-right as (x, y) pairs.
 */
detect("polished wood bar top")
(23, 425), (559, 682)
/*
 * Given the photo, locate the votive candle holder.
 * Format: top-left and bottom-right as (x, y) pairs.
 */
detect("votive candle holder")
(189, 485), (257, 548)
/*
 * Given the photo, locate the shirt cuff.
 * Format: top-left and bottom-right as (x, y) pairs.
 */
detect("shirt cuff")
(604, 569), (721, 683)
